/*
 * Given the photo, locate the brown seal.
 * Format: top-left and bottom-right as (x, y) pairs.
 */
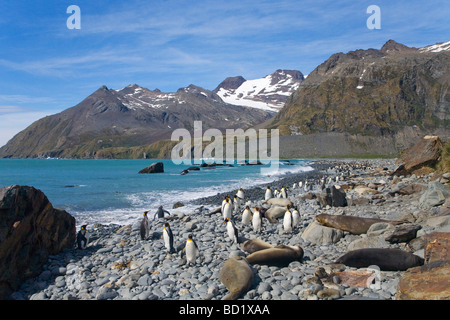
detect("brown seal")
(264, 206), (287, 223)
(264, 198), (292, 207)
(316, 213), (401, 235)
(219, 256), (254, 300)
(245, 245), (304, 267)
(335, 248), (424, 271)
(241, 238), (273, 254)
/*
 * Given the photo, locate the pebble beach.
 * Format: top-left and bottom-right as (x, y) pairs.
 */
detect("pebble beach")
(8, 158), (449, 301)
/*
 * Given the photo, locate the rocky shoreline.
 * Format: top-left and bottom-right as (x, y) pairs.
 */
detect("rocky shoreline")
(7, 153), (449, 301)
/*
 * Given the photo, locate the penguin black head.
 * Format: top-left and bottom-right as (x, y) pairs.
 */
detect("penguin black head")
(188, 234), (193, 240)
(245, 205), (250, 210)
(81, 225), (87, 230)
(163, 222), (170, 227)
(144, 211), (149, 216)
(224, 218), (230, 223)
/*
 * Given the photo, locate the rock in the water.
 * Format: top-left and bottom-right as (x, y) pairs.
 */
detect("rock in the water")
(0, 185), (76, 299)
(138, 162), (164, 174)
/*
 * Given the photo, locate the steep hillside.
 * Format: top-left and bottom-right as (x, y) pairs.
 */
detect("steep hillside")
(269, 40), (450, 137)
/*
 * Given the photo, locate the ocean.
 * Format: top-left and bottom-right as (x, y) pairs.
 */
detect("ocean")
(0, 158), (314, 227)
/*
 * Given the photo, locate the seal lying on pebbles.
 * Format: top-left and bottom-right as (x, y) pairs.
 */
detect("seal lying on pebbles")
(316, 213), (401, 235)
(241, 238), (273, 254)
(264, 198), (292, 207)
(245, 245), (304, 267)
(264, 206), (286, 223)
(219, 256), (254, 300)
(335, 248), (424, 271)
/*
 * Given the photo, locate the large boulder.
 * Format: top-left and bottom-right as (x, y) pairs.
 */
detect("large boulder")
(396, 260), (450, 300)
(138, 162), (164, 174)
(0, 185), (76, 299)
(318, 185), (347, 207)
(301, 220), (344, 245)
(419, 181), (450, 208)
(396, 232), (450, 300)
(394, 136), (443, 176)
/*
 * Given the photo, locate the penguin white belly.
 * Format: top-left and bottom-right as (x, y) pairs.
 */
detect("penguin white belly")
(283, 212), (292, 233)
(292, 210), (300, 227)
(252, 213), (261, 232)
(186, 241), (198, 263)
(163, 229), (171, 251)
(241, 209), (251, 225)
(223, 203), (232, 219)
(264, 190), (272, 201)
(226, 223), (236, 243)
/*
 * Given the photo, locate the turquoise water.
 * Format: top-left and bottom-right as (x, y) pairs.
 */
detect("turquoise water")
(0, 158), (313, 226)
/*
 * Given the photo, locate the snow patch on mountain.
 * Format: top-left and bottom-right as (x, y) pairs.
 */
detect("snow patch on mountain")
(215, 70), (304, 112)
(419, 40), (450, 53)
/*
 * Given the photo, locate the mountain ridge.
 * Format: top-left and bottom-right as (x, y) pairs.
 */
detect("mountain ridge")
(268, 40), (450, 138)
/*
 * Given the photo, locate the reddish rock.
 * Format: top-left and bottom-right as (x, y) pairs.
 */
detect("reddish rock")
(425, 232), (450, 264)
(396, 261), (450, 300)
(0, 185), (76, 299)
(397, 232), (450, 300)
(328, 270), (377, 288)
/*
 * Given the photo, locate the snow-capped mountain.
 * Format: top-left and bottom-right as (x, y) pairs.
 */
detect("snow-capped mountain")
(419, 40), (450, 53)
(0, 84), (273, 159)
(214, 69), (304, 112)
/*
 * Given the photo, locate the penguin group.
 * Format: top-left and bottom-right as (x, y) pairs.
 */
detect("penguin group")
(136, 206), (202, 266)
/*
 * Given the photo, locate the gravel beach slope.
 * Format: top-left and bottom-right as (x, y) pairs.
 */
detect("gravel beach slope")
(9, 158), (449, 301)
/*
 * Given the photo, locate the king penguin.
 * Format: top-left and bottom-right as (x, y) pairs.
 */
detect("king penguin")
(233, 195), (241, 213)
(264, 187), (273, 201)
(77, 225), (89, 250)
(280, 186), (288, 199)
(292, 206), (300, 228)
(185, 234), (199, 265)
(236, 188), (244, 200)
(162, 222), (175, 253)
(140, 211), (150, 240)
(274, 188), (280, 198)
(252, 208), (263, 232)
(224, 218), (239, 244)
(283, 206), (293, 233)
(241, 206), (252, 225)
(222, 198), (232, 219)
(221, 195), (229, 214)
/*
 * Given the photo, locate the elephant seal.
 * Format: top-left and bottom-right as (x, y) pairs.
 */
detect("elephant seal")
(246, 245), (304, 267)
(316, 213), (401, 235)
(335, 248), (424, 271)
(241, 238), (273, 254)
(264, 206), (286, 223)
(264, 198), (292, 207)
(219, 256), (254, 300)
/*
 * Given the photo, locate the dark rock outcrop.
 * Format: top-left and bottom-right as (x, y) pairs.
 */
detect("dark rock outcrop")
(395, 136), (443, 175)
(138, 162), (164, 174)
(318, 185), (347, 207)
(0, 185), (76, 299)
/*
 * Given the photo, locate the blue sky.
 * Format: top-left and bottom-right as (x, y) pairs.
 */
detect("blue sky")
(0, 0), (449, 146)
